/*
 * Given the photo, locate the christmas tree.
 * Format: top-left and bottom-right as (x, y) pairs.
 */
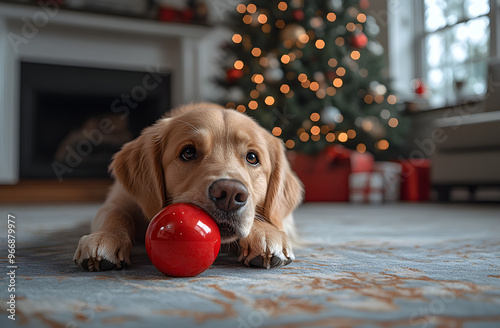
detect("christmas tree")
(218, 0), (408, 159)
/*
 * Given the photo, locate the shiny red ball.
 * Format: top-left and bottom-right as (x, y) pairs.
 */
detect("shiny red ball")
(145, 203), (221, 277)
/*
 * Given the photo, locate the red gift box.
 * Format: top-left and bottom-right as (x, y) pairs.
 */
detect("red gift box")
(399, 159), (431, 202)
(289, 145), (351, 202)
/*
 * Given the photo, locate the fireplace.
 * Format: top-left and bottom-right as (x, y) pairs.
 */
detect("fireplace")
(19, 62), (171, 180)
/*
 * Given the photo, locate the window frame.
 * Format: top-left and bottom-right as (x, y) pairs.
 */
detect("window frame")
(415, 0), (494, 108)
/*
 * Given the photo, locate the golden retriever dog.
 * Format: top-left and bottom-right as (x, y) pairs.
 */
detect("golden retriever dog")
(74, 102), (303, 271)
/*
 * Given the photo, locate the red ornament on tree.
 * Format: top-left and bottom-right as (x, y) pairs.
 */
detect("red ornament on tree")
(359, 0), (370, 10)
(413, 79), (426, 96)
(226, 68), (243, 84)
(351, 32), (368, 49)
(293, 9), (305, 21)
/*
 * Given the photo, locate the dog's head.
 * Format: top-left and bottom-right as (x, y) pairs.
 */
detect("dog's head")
(110, 103), (303, 243)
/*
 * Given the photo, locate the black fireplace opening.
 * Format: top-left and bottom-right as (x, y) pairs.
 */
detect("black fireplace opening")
(20, 62), (171, 180)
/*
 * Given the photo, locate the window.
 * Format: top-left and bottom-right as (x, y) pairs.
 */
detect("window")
(421, 0), (490, 107)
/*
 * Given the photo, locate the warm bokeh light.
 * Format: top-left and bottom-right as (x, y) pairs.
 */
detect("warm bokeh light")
(251, 47), (261, 57)
(377, 139), (389, 150)
(328, 58), (338, 67)
(250, 90), (260, 98)
(265, 96), (275, 105)
(243, 15), (252, 24)
(226, 102), (235, 109)
(335, 37), (345, 46)
(326, 87), (337, 96)
(311, 134), (321, 141)
(310, 126), (320, 135)
(278, 1), (287, 11)
(364, 95), (374, 104)
(298, 33), (309, 43)
(315, 39), (325, 49)
(336, 67), (346, 76)
(333, 78), (343, 88)
(285, 139), (295, 149)
(316, 89), (326, 99)
(236, 105), (246, 113)
(246, 3), (257, 13)
(272, 126), (282, 136)
(248, 100), (258, 110)
(275, 19), (285, 28)
(280, 84), (290, 93)
(338, 132), (348, 142)
(357, 13), (367, 23)
(257, 14), (267, 24)
(236, 4), (246, 13)
(326, 132), (335, 142)
(301, 80), (311, 88)
(259, 57), (268, 67)
(262, 24), (271, 33)
(281, 54), (290, 64)
(310, 112), (320, 122)
(346, 22), (356, 32)
(296, 128), (305, 136)
(298, 73), (308, 82)
(356, 143), (366, 153)
(256, 83), (266, 91)
(388, 118), (399, 127)
(232, 34), (242, 43)
(347, 129), (356, 139)
(299, 132), (310, 142)
(321, 125), (330, 134)
(309, 81), (320, 91)
(252, 74), (264, 84)
(234, 60), (244, 70)
(387, 95), (398, 104)
(327, 12), (336, 22)
(351, 50), (360, 60)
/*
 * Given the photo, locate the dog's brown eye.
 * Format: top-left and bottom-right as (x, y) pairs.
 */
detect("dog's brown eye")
(246, 152), (259, 165)
(180, 146), (197, 161)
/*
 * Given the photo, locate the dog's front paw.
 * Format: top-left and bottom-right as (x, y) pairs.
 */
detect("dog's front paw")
(73, 231), (132, 271)
(238, 221), (294, 269)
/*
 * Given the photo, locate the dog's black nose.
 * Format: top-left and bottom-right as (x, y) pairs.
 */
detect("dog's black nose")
(209, 179), (248, 213)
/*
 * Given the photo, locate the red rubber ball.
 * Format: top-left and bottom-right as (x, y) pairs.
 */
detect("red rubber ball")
(145, 203), (221, 277)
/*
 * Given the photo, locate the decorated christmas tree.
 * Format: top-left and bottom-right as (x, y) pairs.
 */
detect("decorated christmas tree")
(217, 0), (408, 159)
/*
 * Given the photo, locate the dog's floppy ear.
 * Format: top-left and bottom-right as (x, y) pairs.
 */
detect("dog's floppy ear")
(110, 118), (170, 219)
(264, 136), (304, 228)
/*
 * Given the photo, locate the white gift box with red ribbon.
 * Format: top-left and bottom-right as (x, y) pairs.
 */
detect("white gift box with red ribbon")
(349, 162), (402, 203)
(349, 172), (384, 203)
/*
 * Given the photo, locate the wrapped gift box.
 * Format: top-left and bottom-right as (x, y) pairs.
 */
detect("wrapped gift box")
(349, 172), (384, 203)
(374, 161), (402, 202)
(399, 159), (431, 202)
(289, 145), (351, 202)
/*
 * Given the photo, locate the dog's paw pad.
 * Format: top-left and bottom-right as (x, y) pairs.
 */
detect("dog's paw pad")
(249, 256), (264, 268)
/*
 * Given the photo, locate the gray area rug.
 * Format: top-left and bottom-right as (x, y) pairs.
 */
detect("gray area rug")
(1, 203), (500, 327)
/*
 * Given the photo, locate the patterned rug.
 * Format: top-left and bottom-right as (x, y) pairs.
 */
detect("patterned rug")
(1, 203), (500, 328)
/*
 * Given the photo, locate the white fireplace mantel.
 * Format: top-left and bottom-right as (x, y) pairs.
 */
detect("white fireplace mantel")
(0, 2), (223, 184)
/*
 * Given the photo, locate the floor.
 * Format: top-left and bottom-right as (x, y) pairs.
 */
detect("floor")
(1, 203), (500, 328)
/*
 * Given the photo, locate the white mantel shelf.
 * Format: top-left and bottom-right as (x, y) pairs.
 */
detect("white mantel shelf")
(0, 2), (212, 39)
